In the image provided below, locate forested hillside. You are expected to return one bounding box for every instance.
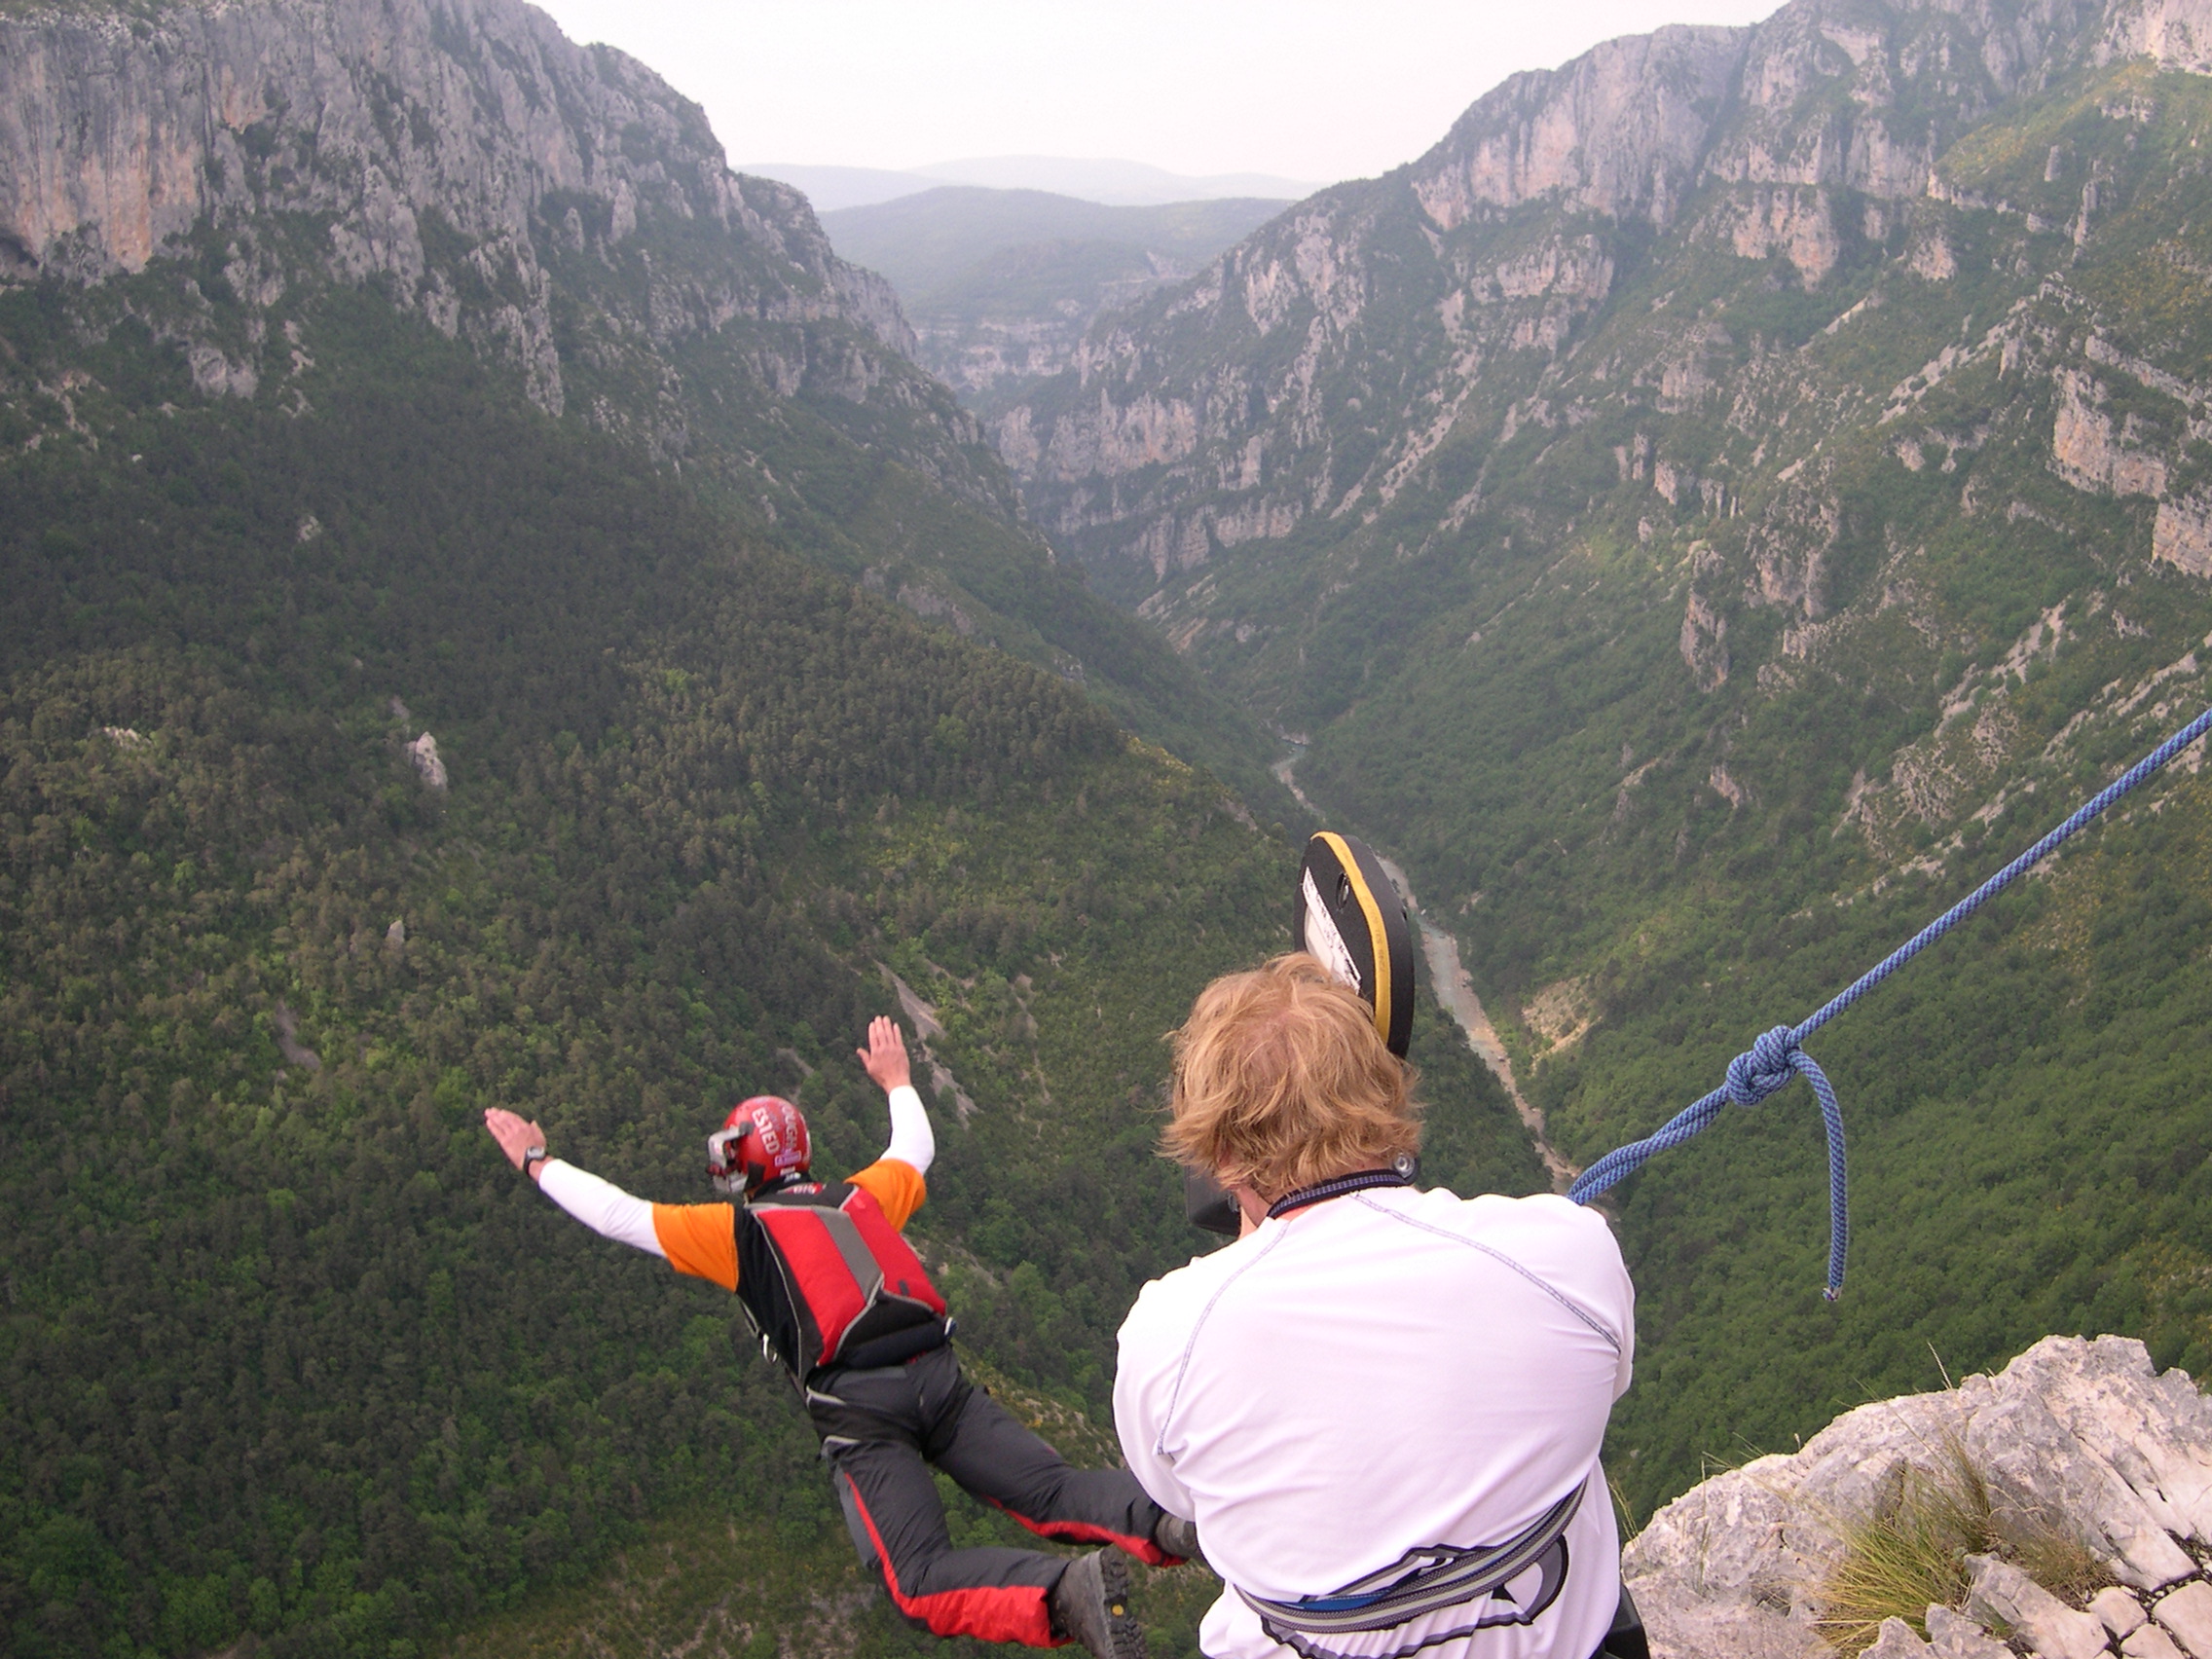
[992,0,2212,1522]
[0,20,1540,1659]
[0,279,1540,1659]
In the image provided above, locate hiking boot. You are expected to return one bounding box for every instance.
[1152,1513,1203,1568]
[1050,1548,1145,1659]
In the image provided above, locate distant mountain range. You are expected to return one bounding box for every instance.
[740,155,1326,211]
[820,187,1290,402]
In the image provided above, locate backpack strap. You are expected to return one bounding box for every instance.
[813,1202,888,1302]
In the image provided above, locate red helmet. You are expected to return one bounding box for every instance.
[708,1095,811,1195]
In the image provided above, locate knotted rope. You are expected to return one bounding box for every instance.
[1568,699,2212,1300]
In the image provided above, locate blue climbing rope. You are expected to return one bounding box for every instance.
[1567,699,2212,1300]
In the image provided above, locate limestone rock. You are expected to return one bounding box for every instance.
[1679,590,1730,691]
[1867,1616,1936,1656]
[1971,1337,2209,1588]
[2128,1622,2190,1659]
[1744,472,1839,620]
[2051,370,2168,498]
[1627,1337,2212,1658]
[1926,1604,2014,1658]
[1411,28,1741,233]
[1965,1553,2109,1659]
[1720,186,1843,286]
[2097,1587,2151,1639]
[2103,0,2212,75]
[2155,1581,2212,1655]
[2154,493,2212,577]
[406,732,448,791]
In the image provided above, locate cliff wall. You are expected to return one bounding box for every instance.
[0,0,912,419]
[0,0,1297,828]
[994,0,2212,602]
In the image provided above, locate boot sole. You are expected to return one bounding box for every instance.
[1095,1551,1144,1659]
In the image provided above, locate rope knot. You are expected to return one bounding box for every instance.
[1725,1026,1801,1106]
[1567,698,2212,1304]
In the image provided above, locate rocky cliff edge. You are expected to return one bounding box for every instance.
[1631,1335,2212,1657]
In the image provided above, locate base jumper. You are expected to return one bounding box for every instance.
[484,1015,1190,1657]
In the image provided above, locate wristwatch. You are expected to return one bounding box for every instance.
[522,1145,549,1175]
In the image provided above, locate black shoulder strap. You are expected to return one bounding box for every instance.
[1268,1163,1415,1220]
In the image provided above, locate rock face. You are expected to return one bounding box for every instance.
[994,0,2212,621]
[405,732,447,791]
[0,0,1031,537]
[0,0,912,421]
[1624,1336,2212,1658]
[2052,369,2170,497]
[2156,494,2212,576]
[0,0,1278,792]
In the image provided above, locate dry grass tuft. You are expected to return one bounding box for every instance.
[1814,1448,1995,1655]
[2006,1513,2112,1610]
[1813,1439,2114,1656]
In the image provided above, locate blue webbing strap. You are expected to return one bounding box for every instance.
[1235,1480,1583,1634]
[1567,700,2212,1299]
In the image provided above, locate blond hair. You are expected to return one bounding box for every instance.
[1164,953,1421,1200]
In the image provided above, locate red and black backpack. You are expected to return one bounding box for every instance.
[732,1180,949,1382]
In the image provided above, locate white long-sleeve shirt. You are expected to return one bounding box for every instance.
[537,1083,934,1260]
[1115,1187,1634,1659]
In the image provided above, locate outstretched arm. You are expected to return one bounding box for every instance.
[857,1015,934,1173]
[483,1106,665,1257]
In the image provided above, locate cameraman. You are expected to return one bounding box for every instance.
[1113,955,1636,1659]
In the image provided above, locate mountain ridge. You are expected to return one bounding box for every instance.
[0,0,1296,814]
[0,0,909,407]
[820,188,1290,405]
[741,157,1325,213]
[993,0,2212,600]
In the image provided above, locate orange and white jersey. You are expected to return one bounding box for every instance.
[534,1083,933,1291]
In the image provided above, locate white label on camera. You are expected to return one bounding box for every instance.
[1301,868,1363,994]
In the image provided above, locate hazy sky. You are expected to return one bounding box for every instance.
[531,0,1784,187]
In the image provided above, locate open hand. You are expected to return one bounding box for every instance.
[858,1015,913,1093]
[484,1106,548,1174]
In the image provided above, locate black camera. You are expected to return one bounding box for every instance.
[1185,830,1416,1235]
